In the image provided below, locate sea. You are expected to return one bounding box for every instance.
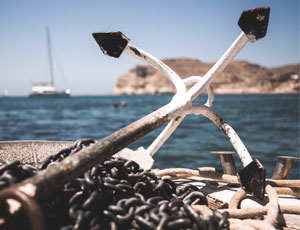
[0,94,299,179]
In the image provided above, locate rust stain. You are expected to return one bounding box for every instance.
[129,46,141,57]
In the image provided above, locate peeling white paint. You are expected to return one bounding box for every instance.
[7,199,22,214]
[125,44,187,97]
[18,183,36,197]
[121,31,253,167]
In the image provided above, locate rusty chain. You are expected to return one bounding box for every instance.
[0,139,229,230]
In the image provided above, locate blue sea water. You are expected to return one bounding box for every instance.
[0,94,299,179]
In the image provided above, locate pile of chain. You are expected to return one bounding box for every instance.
[0,139,229,230]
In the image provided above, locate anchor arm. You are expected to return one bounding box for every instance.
[190,104,266,199]
[92,31,187,98]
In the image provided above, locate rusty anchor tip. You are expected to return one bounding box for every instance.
[92,31,130,58]
[237,159,266,200]
[238,6,270,42]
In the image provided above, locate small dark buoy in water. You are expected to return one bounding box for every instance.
[121,101,127,107]
[113,101,119,108]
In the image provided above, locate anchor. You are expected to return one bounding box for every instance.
[0,7,270,230]
[93,7,270,199]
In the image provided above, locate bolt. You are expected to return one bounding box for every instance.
[272,156,300,180]
[210,151,237,175]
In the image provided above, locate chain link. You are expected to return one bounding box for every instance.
[0,139,229,230]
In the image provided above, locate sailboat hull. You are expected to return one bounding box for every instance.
[29,92,71,98]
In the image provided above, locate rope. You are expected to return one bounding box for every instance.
[155,168,200,179]
[229,218,276,230]
[273,187,300,196]
[225,184,278,230]
[220,204,300,219]
[155,168,300,229]
[228,188,246,209]
[267,179,300,188]
[155,168,300,194]
[226,185,282,223]
[265,185,279,225]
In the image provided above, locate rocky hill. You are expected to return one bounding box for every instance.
[113,58,299,95]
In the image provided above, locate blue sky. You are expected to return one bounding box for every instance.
[0,0,299,95]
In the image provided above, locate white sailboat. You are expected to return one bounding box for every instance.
[29,27,71,98]
[3,89,8,97]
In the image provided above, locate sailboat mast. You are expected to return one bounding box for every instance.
[46,26,54,86]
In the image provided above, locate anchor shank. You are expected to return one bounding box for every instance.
[186,32,249,102]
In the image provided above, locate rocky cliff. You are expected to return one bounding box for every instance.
[113,58,299,95]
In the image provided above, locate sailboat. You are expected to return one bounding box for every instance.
[3,89,9,97]
[29,27,71,98]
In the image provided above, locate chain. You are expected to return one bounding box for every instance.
[0,139,229,230]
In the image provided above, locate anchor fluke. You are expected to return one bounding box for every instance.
[238,6,270,42]
[237,159,266,200]
[92,31,130,58]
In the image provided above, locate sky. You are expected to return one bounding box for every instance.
[0,0,299,96]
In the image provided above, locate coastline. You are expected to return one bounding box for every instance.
[112,59,300,95]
